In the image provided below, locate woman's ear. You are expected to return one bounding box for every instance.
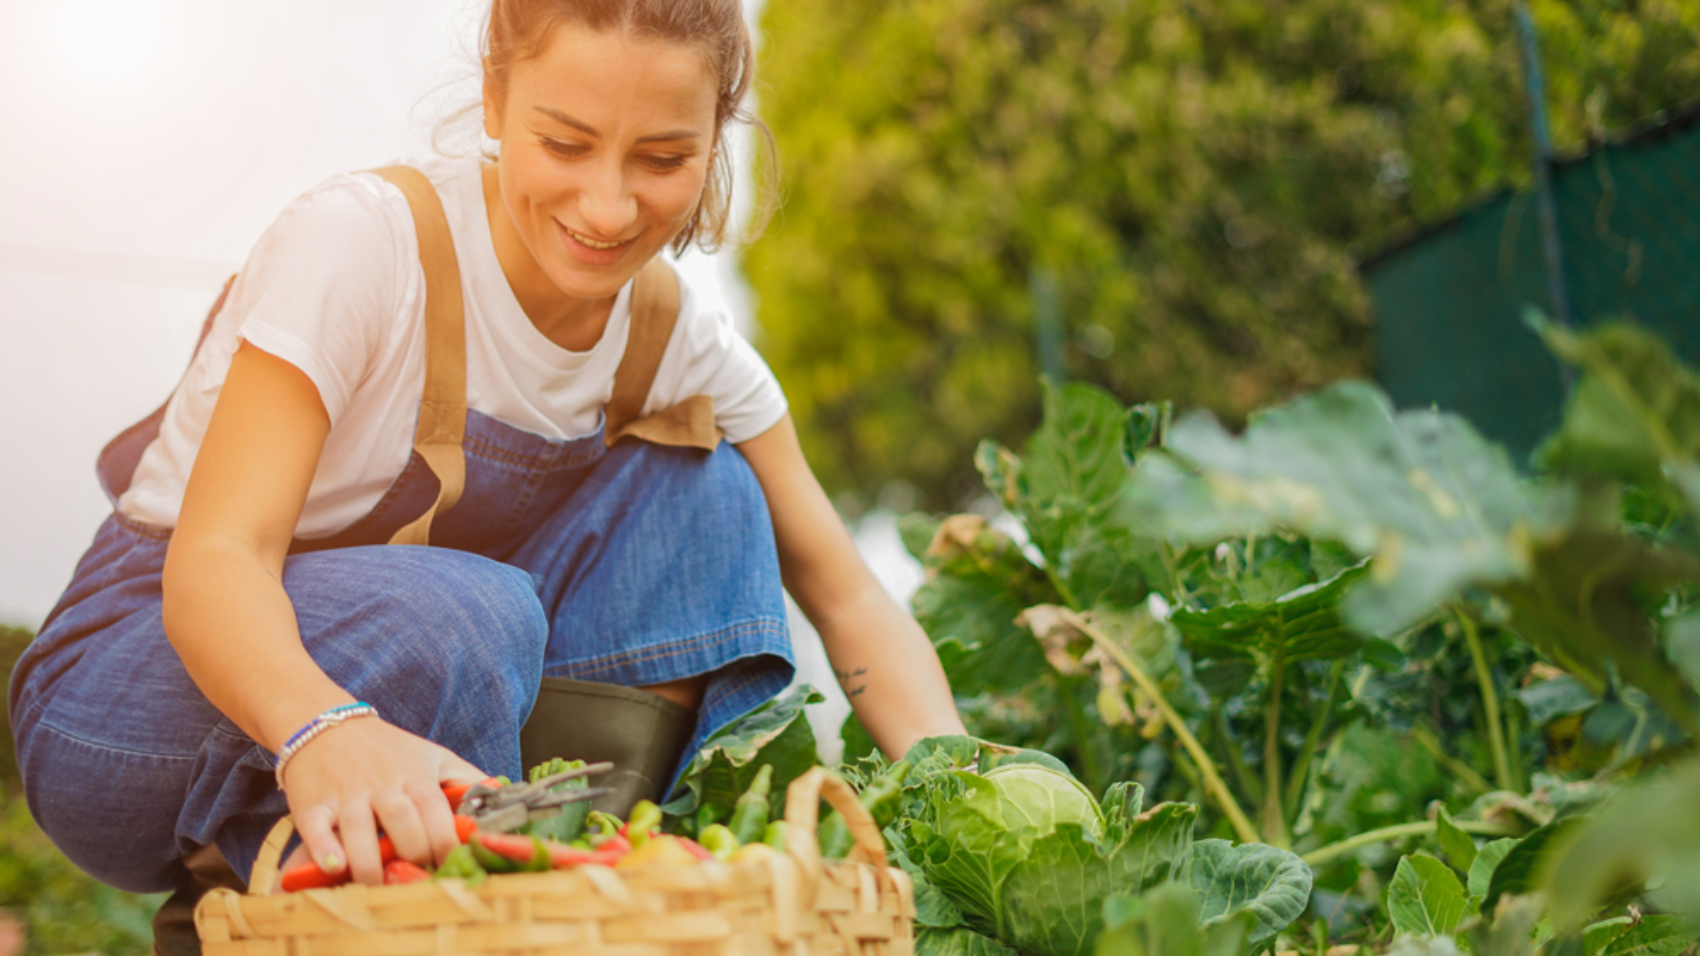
[481,60,504,142]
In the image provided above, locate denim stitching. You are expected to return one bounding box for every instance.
[35,716,201,763]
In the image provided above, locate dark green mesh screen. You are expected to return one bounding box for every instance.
[1363,104,1700,464]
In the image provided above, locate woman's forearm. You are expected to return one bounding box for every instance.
[808,584,965,760]
[162,538,352,753]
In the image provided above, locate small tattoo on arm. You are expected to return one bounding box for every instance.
[835,667,870,699]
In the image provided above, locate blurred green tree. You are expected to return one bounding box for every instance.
[746,0,1700,506]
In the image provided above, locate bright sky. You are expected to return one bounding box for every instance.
[0,0,773,627]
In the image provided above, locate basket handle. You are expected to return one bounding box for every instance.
[782,767,887,868]
[247,815,297,896]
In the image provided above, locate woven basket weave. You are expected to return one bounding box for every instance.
[194,767,914,956]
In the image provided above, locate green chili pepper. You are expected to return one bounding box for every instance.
[523,835,553,872]
[698,824,740,860]
[861,759,913,830]
[762,820,787,852]
[729,764,774,846]
[588,811,622,837]
[626,799,663,848]
[434,844,488,887]
[695,802,725,835]
[818,760,911,859]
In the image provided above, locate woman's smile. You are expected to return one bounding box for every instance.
[558,220,636,265]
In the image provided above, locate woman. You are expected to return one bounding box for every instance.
[7,0,964,908]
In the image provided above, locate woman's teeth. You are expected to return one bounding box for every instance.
[567,227,625,250]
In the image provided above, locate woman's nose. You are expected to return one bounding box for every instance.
[577,160,637,237]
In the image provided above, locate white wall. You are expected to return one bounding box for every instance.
[0,1,752,626]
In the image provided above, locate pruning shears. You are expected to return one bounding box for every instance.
[278,761,614,891]
[449,761,614,834]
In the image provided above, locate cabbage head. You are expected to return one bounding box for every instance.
[902,766,1196,956]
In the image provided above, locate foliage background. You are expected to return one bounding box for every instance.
[1,625,161,955]
[746,0,1700,508]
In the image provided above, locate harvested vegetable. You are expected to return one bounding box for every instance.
[616,834,699,869]
[729,764,774,845]
[698,824,739,860]
[384,860,431,885]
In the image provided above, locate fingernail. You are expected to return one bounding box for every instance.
[323,853,342,872]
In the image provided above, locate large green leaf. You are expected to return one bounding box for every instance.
[1123,381,1554,636]
[661,685,824,825]
[917,927,1023,956]
[1183,839,1312,946]
[1542,758,1700,925]
[1583,915,1699,956]
[1096,882,1257,956]
[910,515,1056,696]
[1435,805,1478,875]
[1388,853,1469,939]
[1532,316,1700,511]
[1495,527,1700,733]
[1169,564,1368,664]
[1484,818,1580,915]
[1468,838,1517,900]
[984,381,1157,610]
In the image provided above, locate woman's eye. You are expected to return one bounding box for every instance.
[540,138,587,158]
[643,154,691,171]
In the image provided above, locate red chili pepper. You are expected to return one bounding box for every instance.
[280,814,480,892]
[384,860,431,885]
[441,777,503,812]
[476,831,543,866]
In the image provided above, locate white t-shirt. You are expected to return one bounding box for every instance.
[119,157,788,539]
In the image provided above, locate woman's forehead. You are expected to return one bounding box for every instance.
[506,23,718,128]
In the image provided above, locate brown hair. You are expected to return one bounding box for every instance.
[474,0,776,253]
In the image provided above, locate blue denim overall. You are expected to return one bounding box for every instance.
[6,174,795,895]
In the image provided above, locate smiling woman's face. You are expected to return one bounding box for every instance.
[483,22,717,322]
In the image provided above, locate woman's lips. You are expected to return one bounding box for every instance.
[558,221,634,266]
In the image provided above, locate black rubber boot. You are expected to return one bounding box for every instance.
[151,843,244,956]
[519,676,695,818]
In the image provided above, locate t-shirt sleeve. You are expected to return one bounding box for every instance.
[226,174,411,423]
[647,278,789,444]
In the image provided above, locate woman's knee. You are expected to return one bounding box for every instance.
[284,548,547,704]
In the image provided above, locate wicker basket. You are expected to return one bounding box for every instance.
[194,767,915,955]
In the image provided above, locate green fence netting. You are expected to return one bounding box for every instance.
[1362,101,1700,463]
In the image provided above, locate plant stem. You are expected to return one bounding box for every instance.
[1214,706,1264,810]
[1410,723,1493,795]
[1070,610,1262,844]
[1285,658,1345,819]
[1059,677,1104,793]
[1301,819,1520,868]
[1263,650,1292,848]
[1457,607,1513,792]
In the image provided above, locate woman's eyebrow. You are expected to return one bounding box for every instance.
[532,106,700,145]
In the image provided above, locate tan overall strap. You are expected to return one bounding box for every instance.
[370,166,468,547]
[604,259,723,450]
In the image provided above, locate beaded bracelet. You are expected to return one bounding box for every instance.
[273,702,380,791]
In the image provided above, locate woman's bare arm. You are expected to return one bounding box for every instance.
[163,342,482,884]
[737,415,965,759]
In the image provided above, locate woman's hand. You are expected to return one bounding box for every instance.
[279,718,487,885]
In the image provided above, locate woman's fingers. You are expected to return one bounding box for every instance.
[410,781,464,866]
[336,799,386,885]
[291,802,347,880]
[371,788,432,870]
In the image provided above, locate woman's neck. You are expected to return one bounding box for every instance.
[481,162,614,352]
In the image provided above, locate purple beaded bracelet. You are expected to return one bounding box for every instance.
[273,702,380,791]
